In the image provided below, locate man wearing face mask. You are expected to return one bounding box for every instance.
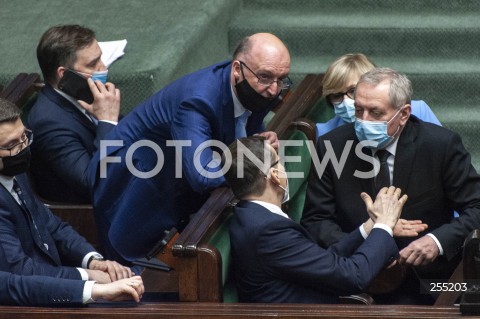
[89,33,289,263]
[27,24,120,204]
[0,98,133,287]
[223,136,411,303]
[302,67,480,304]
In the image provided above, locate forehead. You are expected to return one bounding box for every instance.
[355,80,391,109]
[0,119,24,145]
[247,46,290,76]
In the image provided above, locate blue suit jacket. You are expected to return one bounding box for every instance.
[90,61,270,261]
[28,85,115,203]
[0,271,84,306]
[0,173,96,279]
[316,100,441,138]
[229,201,398,303]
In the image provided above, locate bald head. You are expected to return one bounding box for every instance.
[231,33,291,99]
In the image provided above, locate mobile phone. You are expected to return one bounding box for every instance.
[58,69,94,104]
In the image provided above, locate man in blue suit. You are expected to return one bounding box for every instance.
[28,25,120,203]
[222,136,411,303]
[0,272,144,306]
[90,33,291,262]
[0,99,132,284]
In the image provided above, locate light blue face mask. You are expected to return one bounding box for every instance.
[355,108,403,149]
[91,69,109,84]
[333,97,356,123]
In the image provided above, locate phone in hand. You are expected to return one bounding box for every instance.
[58,69,94,104]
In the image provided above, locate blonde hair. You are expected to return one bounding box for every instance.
[322,53,375,97]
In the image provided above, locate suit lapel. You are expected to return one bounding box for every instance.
[392,120,417,194]
[43,85,96,133]
[221,64,236,145]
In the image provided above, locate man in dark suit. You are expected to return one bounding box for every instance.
[0,272,143,306]
[0,99,132,284]
[222,136,409,303]
[90,33,290,262]
[301,67,480,303]
[28,24,120,203]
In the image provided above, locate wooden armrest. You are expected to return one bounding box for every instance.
[172,187,236,257]
[0,73,42,107]
[339,293,375,305]
[267,73,324,138]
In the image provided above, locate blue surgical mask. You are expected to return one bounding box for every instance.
[91,69,108,84]
[355,108,403,149]
[334,97,356,123]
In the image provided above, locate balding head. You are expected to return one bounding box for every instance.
[231,33,291,100]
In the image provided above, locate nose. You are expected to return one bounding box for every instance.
[266,81,279,97]
[98,60,107,72]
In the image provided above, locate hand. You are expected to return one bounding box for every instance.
[257,131,279,149]
[85,269,112,284]
[89,259,133,281]
[399,235,440,266]
[393,219,428,237]
[91,276,144,302]
[78,78,120,122]
[360,186,408,229]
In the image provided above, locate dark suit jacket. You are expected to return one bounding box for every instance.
[302,116,480,272]
[27,85,115,203]
[0,173,96,279]
[230,201,398,303]
[90,61,270,261]
[0,271,84,306]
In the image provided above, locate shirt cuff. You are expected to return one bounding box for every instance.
[82,252,104,269]
[359,224,368,239]
[99,120,118,125]
[77,267,89,281]
[82,281,96,304]
[373,223,393,237]
[427,233,444,255]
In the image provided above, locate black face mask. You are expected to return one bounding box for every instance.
[235,78,284,114]
[0,146,31,177]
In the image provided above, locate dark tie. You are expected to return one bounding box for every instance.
[375,150,391,194]
[13,179,48,251]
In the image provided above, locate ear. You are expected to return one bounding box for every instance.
[232,60,242,82]
[399,104,411,126]
[56,66,67,81]
[269,168,281,185]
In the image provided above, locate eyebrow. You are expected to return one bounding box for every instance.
[86,55,101,68]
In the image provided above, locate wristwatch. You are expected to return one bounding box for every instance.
[87,254,105,268]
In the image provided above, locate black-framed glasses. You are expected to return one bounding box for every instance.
[328,87,355,104]
[0,129,33,157]
[239,61,292,90]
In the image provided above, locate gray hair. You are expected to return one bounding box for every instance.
[0,98,21,123]
[358,67,412,110]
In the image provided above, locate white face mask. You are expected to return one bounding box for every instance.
[333,97,356,123]
[271,168,290,204]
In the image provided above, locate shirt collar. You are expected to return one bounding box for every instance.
[0,174,14,193]
[373,134,399,157]
[230,83,248,118]
[250,200,290,219]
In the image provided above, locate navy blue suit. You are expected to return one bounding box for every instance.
[0,173,96,279]
[90,61,270,261]
[28,85,115,203]
[0,271,84,306]
[229,201,398,303]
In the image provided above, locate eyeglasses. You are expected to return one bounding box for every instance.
[239,61,292,90]
[0,129,33,157]
[328,87,355,104]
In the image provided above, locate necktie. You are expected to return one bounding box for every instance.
[13,179,48,251]
[375,150,391,194]
[235,111,250,139]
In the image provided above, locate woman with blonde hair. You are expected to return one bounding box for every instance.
[316,53,440,137]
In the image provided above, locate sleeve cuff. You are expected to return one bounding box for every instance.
[373,223,393,237]
[359,224,368,239]
[427,233,444,255]
[77,267,89,281]
[82,252,104,269]
[82,281,96,304]
[99,120,118,125]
